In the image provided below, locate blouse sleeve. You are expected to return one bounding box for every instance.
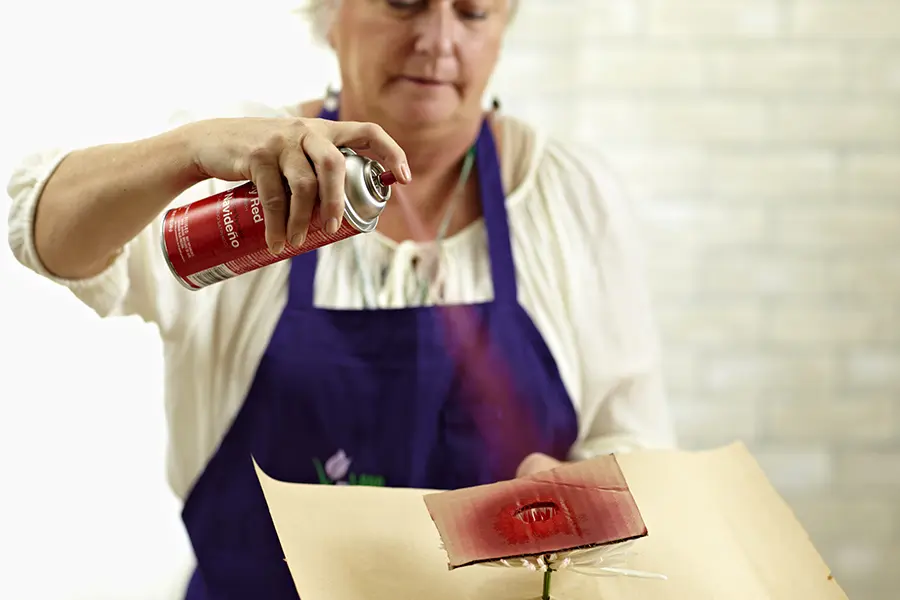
[5,122,220,340]
[6,101,303,338]
[534,137,678,459]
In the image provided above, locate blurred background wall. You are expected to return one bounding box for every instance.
[1,1,897,599]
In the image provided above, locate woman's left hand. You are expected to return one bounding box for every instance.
[516,452,562,478]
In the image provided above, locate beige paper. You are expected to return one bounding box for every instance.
[254,443,849,600]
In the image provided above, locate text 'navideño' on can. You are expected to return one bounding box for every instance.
[160,148,394,290]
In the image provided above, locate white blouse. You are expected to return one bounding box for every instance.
[6,101,677,501]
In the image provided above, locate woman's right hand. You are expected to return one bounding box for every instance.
[186,116,412,254]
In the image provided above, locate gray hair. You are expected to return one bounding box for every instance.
[302,0,520,45]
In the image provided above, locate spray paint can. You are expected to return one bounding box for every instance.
[161,148,394,290]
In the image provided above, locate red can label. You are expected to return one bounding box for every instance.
[162,182,361,290]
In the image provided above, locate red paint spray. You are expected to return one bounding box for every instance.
[392,187,546,479]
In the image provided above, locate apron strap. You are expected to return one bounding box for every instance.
[287,102,517,308]
[473,118,517,304]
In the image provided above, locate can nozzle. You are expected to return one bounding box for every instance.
[379,171,397,186]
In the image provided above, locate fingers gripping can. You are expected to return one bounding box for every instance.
[161,148,392,290]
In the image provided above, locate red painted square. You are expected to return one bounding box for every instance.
[423,455,648,569]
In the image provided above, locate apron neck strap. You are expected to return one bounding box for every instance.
[473,116,517,304]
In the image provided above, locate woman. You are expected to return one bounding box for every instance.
[7,0,675,598]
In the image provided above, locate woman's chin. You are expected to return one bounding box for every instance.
[382,91,461,128]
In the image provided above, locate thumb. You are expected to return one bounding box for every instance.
[516,453,561,478]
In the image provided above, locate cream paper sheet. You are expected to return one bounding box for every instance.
[253,443,849,600]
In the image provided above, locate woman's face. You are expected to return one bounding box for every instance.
[329,0,511,129]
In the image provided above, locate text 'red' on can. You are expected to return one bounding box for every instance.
[161,148,393,290]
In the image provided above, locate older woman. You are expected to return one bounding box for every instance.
[7,0,675,598]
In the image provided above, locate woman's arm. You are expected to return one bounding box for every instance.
[20,112,411,282]
[32,126,204,280]
[8,106,410,333]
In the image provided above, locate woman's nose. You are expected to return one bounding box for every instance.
[413,3,456,57]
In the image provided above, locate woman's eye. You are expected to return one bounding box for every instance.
[455,1,490,20]
[458,9,488,20]
[385,0,489,20]
[386,0,423,10]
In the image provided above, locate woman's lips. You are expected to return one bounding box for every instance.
[399,76,449,87]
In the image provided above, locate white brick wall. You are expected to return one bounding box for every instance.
[494,2,900,598]
[0,1,896,597]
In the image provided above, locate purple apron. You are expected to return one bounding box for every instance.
[181,106,579,599]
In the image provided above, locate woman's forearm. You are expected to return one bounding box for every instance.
[33,123,206,279]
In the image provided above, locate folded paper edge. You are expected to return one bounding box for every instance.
[443,531,650,570]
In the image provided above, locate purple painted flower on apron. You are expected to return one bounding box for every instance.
[325,449,352,482]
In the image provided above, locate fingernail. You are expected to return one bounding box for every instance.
[325,218,340,235]
[400,162,412,183]
[290,233,305,248]
[270,242,285,255]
